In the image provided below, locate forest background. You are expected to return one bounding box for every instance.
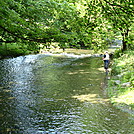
[0,0,134,57]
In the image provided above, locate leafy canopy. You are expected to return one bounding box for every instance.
[0,0,133,51]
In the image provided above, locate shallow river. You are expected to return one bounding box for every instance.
[0,54,133,134]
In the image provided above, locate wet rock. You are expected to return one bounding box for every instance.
[122,82,131,87]
[116,74,123,78]
[114,80,121,85]
[107,77,111,80]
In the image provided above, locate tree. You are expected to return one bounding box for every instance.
[0,0,79,47]
[0,0,133,54]
[99,0,134,51]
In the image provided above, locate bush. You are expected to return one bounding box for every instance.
[107,50,134,111]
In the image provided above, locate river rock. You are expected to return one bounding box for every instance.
[122,82,131,87]
[116,74,123,78]
[107,77,111,80]
[114,80,121,85]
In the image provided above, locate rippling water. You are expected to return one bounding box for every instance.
[0,54,133,134]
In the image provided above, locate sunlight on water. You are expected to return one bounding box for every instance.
[72,94,109,103]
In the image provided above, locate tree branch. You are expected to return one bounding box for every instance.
[103,0,134,14]
[100,0,132,27]
[0,39,16,43]
[0,25,47,43]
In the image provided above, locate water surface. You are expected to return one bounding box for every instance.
[0,54,133,133]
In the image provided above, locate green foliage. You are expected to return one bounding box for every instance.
[112,50,134,74]
[107,50,134,110]
[0,43,33,58]
[0,0,134,57]
[99,0,134,51]
[110,51,134,95]
[112,49,123,58]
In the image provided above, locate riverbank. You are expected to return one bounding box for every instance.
[107,50,134,116]
[39,45,117,55]
[0,43,39,59]
[0,42,118,59]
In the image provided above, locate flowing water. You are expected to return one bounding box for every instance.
[0,54,133,134]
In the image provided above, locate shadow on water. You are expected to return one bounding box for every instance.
[0,54,134,134]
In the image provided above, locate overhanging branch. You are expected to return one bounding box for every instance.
[0,25,47,43]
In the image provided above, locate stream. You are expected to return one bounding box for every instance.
[0,54,133,134]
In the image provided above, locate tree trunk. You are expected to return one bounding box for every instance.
[122,36,127,51]
[121,29,129,51]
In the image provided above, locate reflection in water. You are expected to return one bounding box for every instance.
[0,54,133,134]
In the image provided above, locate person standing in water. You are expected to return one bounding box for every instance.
[103,51,110,74]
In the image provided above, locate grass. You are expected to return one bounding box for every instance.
[107,50,134,113]
[111,90,134,106]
